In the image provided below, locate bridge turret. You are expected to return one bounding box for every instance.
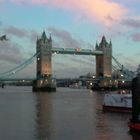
[33,31,56,92]
[49,33,52,42]
[96,36,112,78]
[36,31,52,77]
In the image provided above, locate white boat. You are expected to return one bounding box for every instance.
[103,91,132,113]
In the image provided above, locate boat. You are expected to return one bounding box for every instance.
[103,90,132,113]
[128,122,140,132]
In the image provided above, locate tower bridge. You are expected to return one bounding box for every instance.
[0,32,117,91]
[32,31,112,91]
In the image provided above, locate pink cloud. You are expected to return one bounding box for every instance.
[63,0,127,26]
[11,0,127,26]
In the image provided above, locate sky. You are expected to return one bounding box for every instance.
[0,0,140,78]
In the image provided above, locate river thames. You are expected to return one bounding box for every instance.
[0,86,139,140]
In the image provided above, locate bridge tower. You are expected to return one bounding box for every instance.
[32,31,56,92]
[95,36,112,78]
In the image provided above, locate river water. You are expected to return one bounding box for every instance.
[0,86,139,140]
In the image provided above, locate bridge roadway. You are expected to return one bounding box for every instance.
[52,48,103,55]
[0,78,35,82]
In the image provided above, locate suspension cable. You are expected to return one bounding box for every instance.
[0,52,39,79]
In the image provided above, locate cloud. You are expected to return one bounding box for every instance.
[113,53,138,71]
[111,0,140,3]
[0,0,4,3]
[130,33,140,42]
[124,57,138,70]
[11,0,127,26]
[3,26,38,42]
[0,41,23,64]
[48,27,83,48]
[29,30,39,42]
[136,52,140,56]
[121,17,140,29]
[11,0,49,5]
[4,26,28,38]
[67,55,94,66]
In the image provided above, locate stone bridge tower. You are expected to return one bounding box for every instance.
[96,36,112,78]
[32,31,56,91]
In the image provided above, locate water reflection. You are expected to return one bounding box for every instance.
[32,88,140,140]
[128,131,140,140]
[35,92,53,140]
[132,133,140,140]
[1,87,140,140]
[95,110,113,140]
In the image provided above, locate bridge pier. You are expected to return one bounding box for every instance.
[32,31,56,92]
[32,77,56,92]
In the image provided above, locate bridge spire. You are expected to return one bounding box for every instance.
[99,35,107,47]
[49,33,52,42]
[41,30,47,40]
[95,41,98,49]
[109,39,112,47]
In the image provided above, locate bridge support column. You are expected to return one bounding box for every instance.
[94,36,112,89]
[32,76,56,92]
[32,31,56,92]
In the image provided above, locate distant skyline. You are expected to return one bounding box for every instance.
[0,0,140,78]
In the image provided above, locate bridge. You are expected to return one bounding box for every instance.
[52,48,103,55]
[0,32,132,91]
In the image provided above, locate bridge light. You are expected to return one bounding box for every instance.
[92,75,95,78]
[90,82,93,86]
[37,57,40,61]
